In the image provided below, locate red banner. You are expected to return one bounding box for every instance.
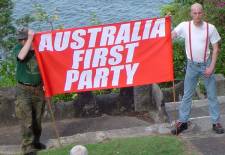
[33,17,174,97]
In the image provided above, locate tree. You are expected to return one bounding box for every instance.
[0,0,16,87]
[0,0,16,53]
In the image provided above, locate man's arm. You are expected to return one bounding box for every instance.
[17,29,35,60]
[171,31,177,40]
[204,42,220,77]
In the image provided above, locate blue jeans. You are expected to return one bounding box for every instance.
[179,59,220,124]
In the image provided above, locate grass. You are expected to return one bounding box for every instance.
[38,135,197,155]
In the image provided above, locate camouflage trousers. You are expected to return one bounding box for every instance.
[15,83,45,154]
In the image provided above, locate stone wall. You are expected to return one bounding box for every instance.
[0,87,78,126]
[161,74,225,102]
[0,87,17,126]
[133,84,168,123]
[1,74,224,126]
[215,74,225,96]
[133,85,153,112]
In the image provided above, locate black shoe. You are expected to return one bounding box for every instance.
[213,123,224,134]
[171,121,188,135]
[24,152,37,155]
[33,142,46,150]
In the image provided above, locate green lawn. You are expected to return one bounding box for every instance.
[38,135,197,155]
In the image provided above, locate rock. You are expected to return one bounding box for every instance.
[0,87,17,126]
[119,87,134,111]
[70,145,88,155]
[133,84,168,123]
[0,87,81,126]
[161,80,184,102]
[151,84,169,123]
[73,92,99,117]
[96,93,119,114]
[54,101,77,119]
[133,85,153,112]
[215,74,225,96]
[95,131,107,142]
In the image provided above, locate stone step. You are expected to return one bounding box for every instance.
[179,115,225,155]
[0,123,172,155]
[165,96,225,122]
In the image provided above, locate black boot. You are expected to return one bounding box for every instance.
[171,121,188,135]
[24,151,37,155]
[213,123,224,134]
[33,136,46,150]
[33,142,46,150]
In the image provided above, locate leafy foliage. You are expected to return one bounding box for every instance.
[0,58,16,87]
[172,40,186,79]
[0,0,63,88]
[0,0,16,51]
[51,93,77,103]
[15,14,35,28]
[32,3,61,30]
[203,0,225,75]
[16,4,62,31]
[90,12,101,25]
[0,0,16,87]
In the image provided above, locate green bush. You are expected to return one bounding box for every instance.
[204,0,225,75]
[52,93,78,103]
[172,40,186,79]
[0,0,17,87]
[0,58,16,87]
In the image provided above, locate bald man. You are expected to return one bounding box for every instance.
[171,3,224,135]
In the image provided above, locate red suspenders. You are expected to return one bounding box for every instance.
[188,21,209,63]
[204,22,209,62]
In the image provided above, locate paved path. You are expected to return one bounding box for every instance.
[0,115,151,145]
[166,96,225,155]
[0,115,156,155]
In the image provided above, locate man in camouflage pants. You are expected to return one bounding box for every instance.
[14,28,46,155]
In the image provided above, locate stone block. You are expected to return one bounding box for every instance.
[215,74,225,96]
[133,85,153,112]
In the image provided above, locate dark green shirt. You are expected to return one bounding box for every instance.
[13,44,41,85]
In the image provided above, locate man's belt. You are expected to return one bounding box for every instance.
[18,81,40,87]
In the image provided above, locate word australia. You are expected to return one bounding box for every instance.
[37,18,167,92]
